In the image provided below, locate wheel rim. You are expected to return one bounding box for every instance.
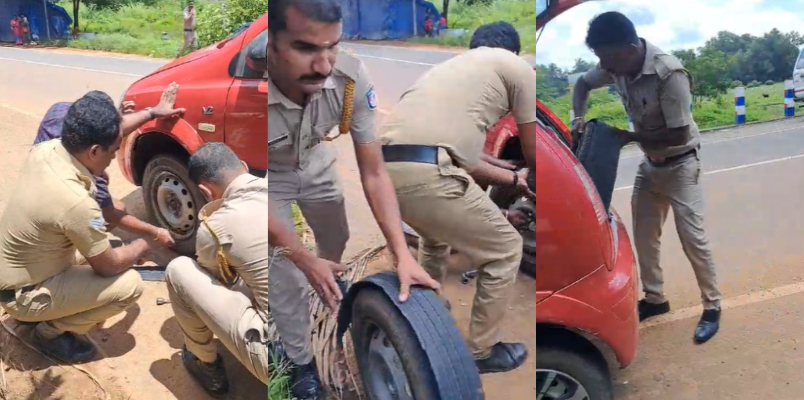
[536,370,590,400]
[365,322,413,400]
[152,171,197,240]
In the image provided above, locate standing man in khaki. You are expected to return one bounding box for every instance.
[572,12,721,343]
[380,21,537,374]
[0,95,151,363]
[177,0,197,57]
[266,2,437,302]
[165,143,347,400]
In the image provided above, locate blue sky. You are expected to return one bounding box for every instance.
[536,0,804,68]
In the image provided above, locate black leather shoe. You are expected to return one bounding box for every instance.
[30,330,96,363]
[290,360,324,400]
[638,299,670,322]
[181,346,229,397]
[694,308,721,344]
[475,342,528,374]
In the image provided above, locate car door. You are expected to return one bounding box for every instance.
[224,26,269,177]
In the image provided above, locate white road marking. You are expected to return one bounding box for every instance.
[353,53,436,66]
[619,125,804,160]
[641,281,804,328]
[0,56,144,77]
[613,153,804,191]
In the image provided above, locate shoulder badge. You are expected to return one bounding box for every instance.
[366,85,378,111]
[90,216,106,231]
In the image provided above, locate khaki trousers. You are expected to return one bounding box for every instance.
[385,150,522,358]
[0,266,143,334]
[632,154,721,309]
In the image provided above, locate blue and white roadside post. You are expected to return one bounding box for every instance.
[734,86,746,125]
[785,79,795,118]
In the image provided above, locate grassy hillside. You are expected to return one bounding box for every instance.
[544,82,791,131]
[415,0,537,54]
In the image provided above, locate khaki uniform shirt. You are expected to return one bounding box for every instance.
[267,51,377,173]
[379,46,537,169]
[196,173,272,326]
[0,139,110,290]
[583,40,698,159]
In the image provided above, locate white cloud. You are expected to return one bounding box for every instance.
[536,0,804,68]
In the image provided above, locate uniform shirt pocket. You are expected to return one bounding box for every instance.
[267,129,292,151]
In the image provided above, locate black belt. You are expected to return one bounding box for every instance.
[0,285,34,303]
[382,144,439,164]
[647,148,696,167]
[184,29,195,32]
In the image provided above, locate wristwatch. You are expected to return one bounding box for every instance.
[145,107,155,120]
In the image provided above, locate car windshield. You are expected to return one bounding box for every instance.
[796,48,804,70]
[537,0,549,19]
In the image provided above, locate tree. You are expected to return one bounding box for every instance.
[685,48,731,101]
[568,58,594,74]
[443,0,450,20]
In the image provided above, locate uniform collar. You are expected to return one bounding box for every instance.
[637,39,660,78]
[222,173,261,199]
[198,173,262,220]
[52,139,96,190]
[266,71,335,109]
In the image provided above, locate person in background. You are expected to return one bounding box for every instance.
[34,86,184,249]
[571,11,722,344]
[177,1,198,57]
[11,17,22,46]
[20,15,30,45]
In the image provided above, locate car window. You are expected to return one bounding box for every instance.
[232,28,268,79]
[796,48,804,70]
[537,0,550,18]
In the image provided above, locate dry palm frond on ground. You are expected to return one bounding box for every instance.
[308,244,387,400]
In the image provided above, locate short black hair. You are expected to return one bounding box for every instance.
[268,0,342,35]
[188,142,244,185]
[469,21,521,54]
[61,96,122,154]
[585,11,640,50]
[84,90,114,105]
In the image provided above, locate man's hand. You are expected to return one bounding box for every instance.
[396,254,440,302]
[480,154,519,170]
[120,101,136,114]
[300,257,348,311]
[570,118,587,142]
[515,168,535,199]
[154,228,176,248]
[504,209,529,227]
[150,82,185,119]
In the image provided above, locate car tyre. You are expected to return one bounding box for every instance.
[536,346,613,400]
[350,285,483,400]
[142,154,205,256]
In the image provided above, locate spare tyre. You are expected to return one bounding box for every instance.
[344,272,484,400]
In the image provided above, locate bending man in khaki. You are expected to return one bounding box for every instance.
[165,142,346,400]
[379,21,537,374]
[0,95,151,363]
[571,12,721,343]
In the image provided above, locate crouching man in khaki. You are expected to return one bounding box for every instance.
[165,143,347,400]
[0,95,150,363]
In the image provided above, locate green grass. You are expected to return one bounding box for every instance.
[543,82,791,131]
[52,0,200,58]
[410,0,537,54]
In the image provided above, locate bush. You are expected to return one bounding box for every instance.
[765,80,775,85]
[748,80,761,88]
[196,0,267,47]
[731,80,744,88]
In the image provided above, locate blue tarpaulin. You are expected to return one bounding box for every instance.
[341,0,441,40]
[0,0,72,42]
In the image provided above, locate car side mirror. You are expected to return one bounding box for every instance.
[245,31,268,72]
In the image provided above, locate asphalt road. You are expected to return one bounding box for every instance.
[2,43,804,398]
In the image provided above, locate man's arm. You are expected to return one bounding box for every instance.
[62,199,149,277]
[353,142,410,257]
[120,82,184,137]
[102,207,159,238]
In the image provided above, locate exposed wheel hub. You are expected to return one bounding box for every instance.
[536,370,590,400]
[366,323,413,400]
[154,173,196,239]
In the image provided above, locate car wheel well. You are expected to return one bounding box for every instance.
[132,133,189,185]
[498,136,523,161]
[536,324,612,371]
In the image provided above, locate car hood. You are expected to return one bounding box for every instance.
[537,0,599,30]
[150,42,220,75]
